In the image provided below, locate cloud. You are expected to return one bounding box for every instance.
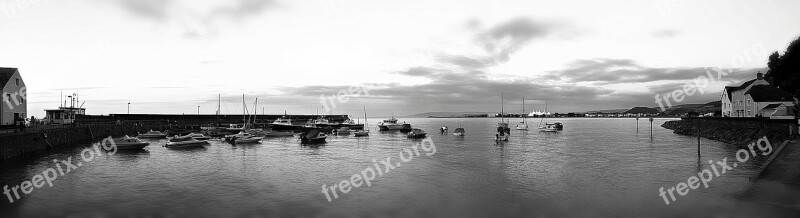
[433,18,576,70]
[110,0,278,38]
[548,58,766,84]
[652,29,681,38]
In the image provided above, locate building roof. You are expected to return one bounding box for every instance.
[746,85,795,102]
[762,103,784,109]
[723,79,758,101]
[0,67,18,87]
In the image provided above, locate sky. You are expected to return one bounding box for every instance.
[1,0,799,118]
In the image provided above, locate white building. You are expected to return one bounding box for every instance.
[1,68,26,126]
[721,73,795,118]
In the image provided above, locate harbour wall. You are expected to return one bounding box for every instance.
[661,117,798,146]
[0,124,163,161]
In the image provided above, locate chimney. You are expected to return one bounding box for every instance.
[757,71,763,80]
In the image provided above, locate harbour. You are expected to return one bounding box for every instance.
[3,118,797,217]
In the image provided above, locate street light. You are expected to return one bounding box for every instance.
[198,106,200,115]
[127,102,130,114]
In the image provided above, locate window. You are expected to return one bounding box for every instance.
[15,78,19,86]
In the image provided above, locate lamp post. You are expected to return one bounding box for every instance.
[127,102,130,114]
[198,106,200,115]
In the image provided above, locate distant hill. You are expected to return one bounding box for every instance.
[404,112,489,118]
[585,109,630,114]
[624,107,660,114]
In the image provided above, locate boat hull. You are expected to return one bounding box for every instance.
[270,124,303,132]
[137,134,166,139]
[165,141,208,149]
[115,142,150,150]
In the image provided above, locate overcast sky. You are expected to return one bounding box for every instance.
[2,0,799,117]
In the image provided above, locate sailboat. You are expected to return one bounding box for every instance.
[354,106,370,137]
[516,97,529,130]
[538,100,563,132]
[496,93,510,141]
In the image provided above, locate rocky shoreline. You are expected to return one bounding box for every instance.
[661,118,794,147]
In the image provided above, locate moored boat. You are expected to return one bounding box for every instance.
[496,93,510,141]
[300,130,327,144]
[407,128,427,138]
[270,117,303,131]
[453,126,465,136]
[115,135,150,150]
[185,133,212,140]
[378,117,408,131]
[516,97,529,130]
[334,127,352,135]
[353,106,370,137]
[138,130,167,139]
[165,136,209,148]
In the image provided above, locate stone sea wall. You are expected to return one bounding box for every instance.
[661,117,797,146]
[0,124,163,161]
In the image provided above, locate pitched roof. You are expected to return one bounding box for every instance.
[746,85,795,102]
[762,103,784,109]
[0,68,18,87]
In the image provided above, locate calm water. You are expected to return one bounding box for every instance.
[1,118,796,217]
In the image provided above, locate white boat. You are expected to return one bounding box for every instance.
[233,136,263,144]
[516,97,529,130]
[115,135,150,150]
[225,124,245,132]
[538,100,563,132]
[138,130,167,139]
[165,136,209,148]
[378,116,407,131]
[185,133,211,140]
[354,106,370,137]
[439,126,448,134]
[225,132,252,140]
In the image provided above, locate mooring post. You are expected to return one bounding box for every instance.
[636,117,639,133]
[649,117,653,139]
[697,125,701,158]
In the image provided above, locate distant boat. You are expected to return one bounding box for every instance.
[453,126,465,136]
[496,93,510,141]
[337,118,365,130]
[165,136,209,148]
[271,117,302,131]
[138,130,167,139]
[516,97,529,130]
[439,126,448,134]
[115,135,150,150]
[407,128,427,138]
[538,100,563,132]
[334,127,352,135]
[354,106,370,137]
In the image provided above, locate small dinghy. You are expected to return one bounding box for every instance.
[115,135,150,150]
